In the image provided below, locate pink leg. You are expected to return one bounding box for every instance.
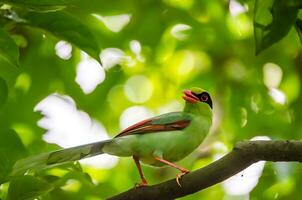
[133,156,148,187]
[154,156,189,187]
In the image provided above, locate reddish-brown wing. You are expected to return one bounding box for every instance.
[115,112,191,138]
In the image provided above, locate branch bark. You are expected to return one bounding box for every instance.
[108,140,302,200]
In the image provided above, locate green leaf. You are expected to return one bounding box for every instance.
[254,0,299,54]
[0,77,8,109]
[0,58,20,87]
[295,19,302,43]
[7,175,53,200]
[288,0,302,7]
[24,11,101,64]
[0,129,26,183]
[0,28,20,67]
[0,0,79,12]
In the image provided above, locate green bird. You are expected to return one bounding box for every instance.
[12,87,213,186]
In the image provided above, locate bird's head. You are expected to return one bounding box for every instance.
[182,87,212,109]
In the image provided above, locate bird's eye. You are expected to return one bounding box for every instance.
[200,94,208,102]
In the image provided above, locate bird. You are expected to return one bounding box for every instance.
[12,87,213,187]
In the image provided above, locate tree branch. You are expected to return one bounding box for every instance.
[108,140,302,200]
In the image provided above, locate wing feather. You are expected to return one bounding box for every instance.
[115,112,191,138]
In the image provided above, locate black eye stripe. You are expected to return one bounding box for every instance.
[192,92,212,109]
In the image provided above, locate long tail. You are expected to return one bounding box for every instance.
[11,139,112,177]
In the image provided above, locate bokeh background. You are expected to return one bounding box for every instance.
[0,0,302,199]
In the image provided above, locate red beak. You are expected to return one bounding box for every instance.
[182,90,199,103]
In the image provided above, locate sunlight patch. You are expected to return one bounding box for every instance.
[229,0,247,17]
[99,48,132,69]
[76,54,105,94]
[92,14,131,32]
[55,40,72,60]
[157,100,183,114]
[240,107,248,127]
[119,106,154,130]
[269,88,286,105]
[129,40,141,55]
[263,62,283,88]
[34,94,118,169]
[171,24,192,40]
[222,136,270,196]
[61,179,81,192]
[124,75,153,103]
[129,40,145,62]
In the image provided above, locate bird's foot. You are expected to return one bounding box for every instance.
[176,169,190,187]
[135,180,148,188]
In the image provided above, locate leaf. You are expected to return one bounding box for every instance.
[254,0,299,54]
[295,19,302,43]
[7,175,53,200]
[288,0,302,7]
[0,28,20,67]
[0,0,79,12]
[0,77,8,109]
[24,11,101,64]
[0,58,20,87]
[0,129,27,183]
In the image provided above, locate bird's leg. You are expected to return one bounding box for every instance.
[133,156,148,187]
[154,156,189,187]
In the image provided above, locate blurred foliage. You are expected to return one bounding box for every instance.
[0,28,19,67]
[254,0,300,54]
[0,0,302,199]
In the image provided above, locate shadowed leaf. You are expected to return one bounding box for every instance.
[0,77,8,109]
[254,0,299,54]
[7,175,53,200]
[0,0,79,12]
[0,129,26,183]
[295,19,302,43]
[24,11,101,63]
[0,28,19,67]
